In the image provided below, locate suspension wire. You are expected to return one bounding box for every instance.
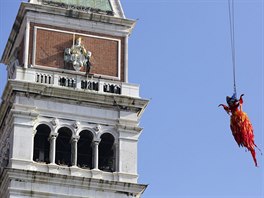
[228,0,237,98]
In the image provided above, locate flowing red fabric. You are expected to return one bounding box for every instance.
[230,109,257,166]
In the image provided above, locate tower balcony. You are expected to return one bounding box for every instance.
[13,67,140,98]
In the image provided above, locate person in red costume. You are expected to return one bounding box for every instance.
[219,94,260,167]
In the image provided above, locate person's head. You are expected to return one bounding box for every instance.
[76,37,82,45]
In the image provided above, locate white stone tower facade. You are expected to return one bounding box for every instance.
[0,0,148,197]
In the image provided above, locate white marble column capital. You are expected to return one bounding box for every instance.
[93,141,100,146]
[49,132,58,141]
[71,135,80,143]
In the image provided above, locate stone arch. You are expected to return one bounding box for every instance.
[33,124,51,163]
[76,127,96,139]
[99,133,115,172]
[77,130,94,169]
[54,124,75,135]
[97,130,118,143]
[55,127,73,166]
[33,121,53,133]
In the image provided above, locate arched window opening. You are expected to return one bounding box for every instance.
[33,124,50,163]
[99,133,115,172]
[56,127,72,166]
[77,130,93,169]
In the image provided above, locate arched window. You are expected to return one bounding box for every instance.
[99,133,115,172]
[77,130,93,169]
[56,127,72,166]
[33,124,50,163]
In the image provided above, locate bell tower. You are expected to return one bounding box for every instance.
[0,0,148,197]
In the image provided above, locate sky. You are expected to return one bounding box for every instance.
[0,0,263,198]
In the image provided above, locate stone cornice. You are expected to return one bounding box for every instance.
[117,124,143,134]
[0,168,147,196]
[0,80,149,129]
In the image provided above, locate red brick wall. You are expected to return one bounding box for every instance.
[35,29,72,69]
[29,23,125,81]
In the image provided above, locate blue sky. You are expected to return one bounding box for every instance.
[0,1,263,198]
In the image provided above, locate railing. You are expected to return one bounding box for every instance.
[36,73,53,84]
[103,83,121,94]
[81,80,99,91]
[58,76,76,88]
[17,68,140,97]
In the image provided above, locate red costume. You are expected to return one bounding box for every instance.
[219,94,258,166]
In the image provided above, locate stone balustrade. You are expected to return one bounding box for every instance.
[15,67,140,97]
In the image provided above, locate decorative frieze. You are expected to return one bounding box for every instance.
[41,0,114,16]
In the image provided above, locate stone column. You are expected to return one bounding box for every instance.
[32,130,37,161]
[49,133,58,164]
[124,35,129,82]
[23,20,30,68]
[71,136,79,167]
[93,141,100,170]
[114,142,119,172]
[98,80,104,93]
